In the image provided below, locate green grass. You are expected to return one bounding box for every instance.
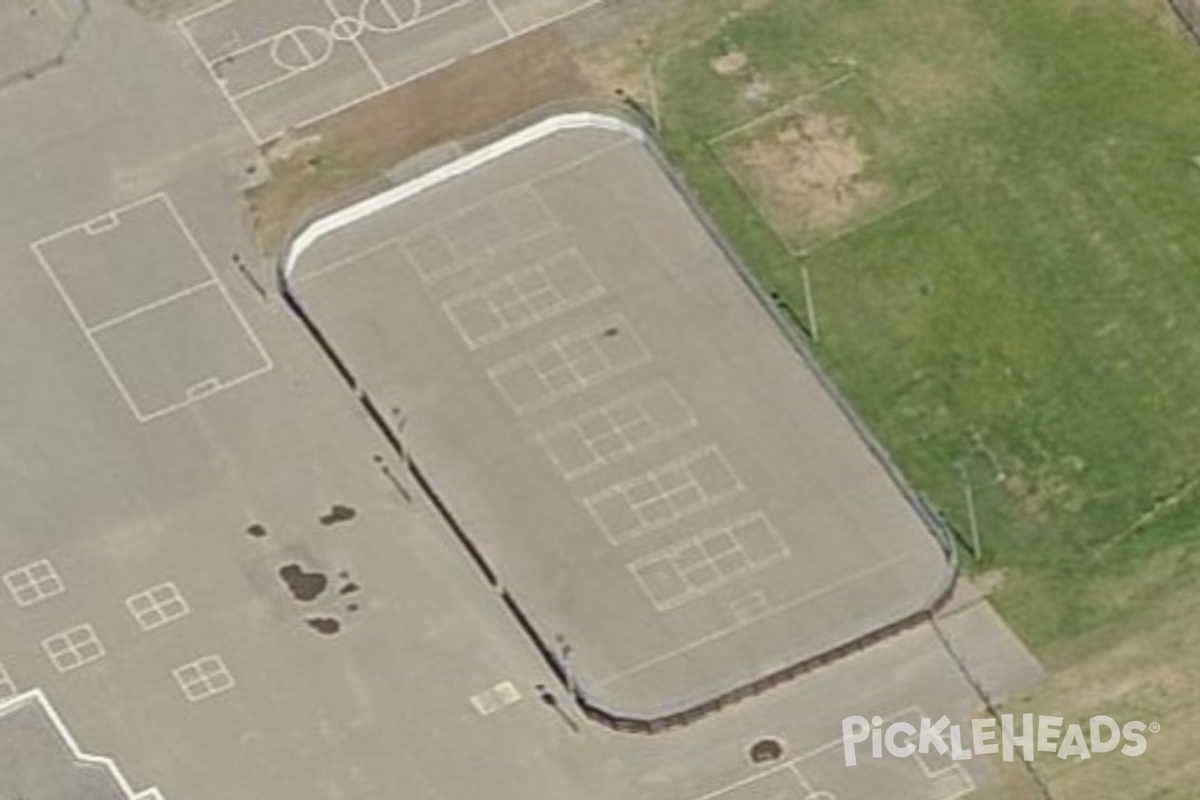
[645,0,1200,661]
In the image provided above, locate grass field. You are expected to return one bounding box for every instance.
[580,0,1200,796]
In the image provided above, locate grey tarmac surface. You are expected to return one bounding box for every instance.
[0,3,1043,800]
[179,0,603,143]
[285,118,957,720]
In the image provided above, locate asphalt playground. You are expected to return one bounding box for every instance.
[179,0,603,143]
[0,2,1044,800]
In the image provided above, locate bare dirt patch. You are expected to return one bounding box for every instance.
[724,111,884,243]
[246,27,590,257]
[711,50,749,75]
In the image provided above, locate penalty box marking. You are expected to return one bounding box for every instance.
[31,193,273,423]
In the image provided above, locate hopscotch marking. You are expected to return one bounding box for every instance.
[3,558,65,608]
[41,624,105,673]
[173,654,236,702]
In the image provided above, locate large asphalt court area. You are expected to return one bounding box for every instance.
[286,116,956,719]
[0,3,1042,800]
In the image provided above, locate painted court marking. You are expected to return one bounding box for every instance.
[537,381,697,480]
[0,690,164,800]
[629,512,789,612]
[468,680,522,715]
[442,247,604,349]
[728,590,772,625]
[41,624,105,673]
[3,558,65,608]
[294,184,557,287]
[179,0,604,144]
[688,705,976,800]
[126,582,191,632]
[173,654,235,702]
[488,314,651,416]
[31,193,273,423]
[0,663,16,701]
[584,445,744,546]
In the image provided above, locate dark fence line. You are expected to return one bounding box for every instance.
[1169,0,1200,48]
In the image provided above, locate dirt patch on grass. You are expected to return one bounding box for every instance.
[711,50,750,75]
[246,26,590,257]
[724,111,884,243]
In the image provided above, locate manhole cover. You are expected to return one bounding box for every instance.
[748,737,785,764]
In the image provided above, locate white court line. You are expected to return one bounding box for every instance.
[282,116,638,284]
[537,383,696,480]
[31,242,146,421]
[484,0,515,36]
[32,192,274,423]
[442,248,603,349]
[0,690,164,800]
[161,193,275,374]
[187,0,598,144]
[294,183,558,286]
[228,58,318,101]
[85,280,216,335]
[178,0,236,26]
[177,16,261,143]
[83,213,118,235]
[630,512,788,612]
[585,445,743,545]
[0,663,17,700]
[288,29,317,66]
[324,0,388,90]
[593,550,927,690]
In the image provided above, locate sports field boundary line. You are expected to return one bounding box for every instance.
[0,689,164,800]
[275,108,960,734]
[705,69,858,147]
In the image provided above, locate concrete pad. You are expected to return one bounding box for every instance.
[284,114,959,721]
[937,602,1047,705]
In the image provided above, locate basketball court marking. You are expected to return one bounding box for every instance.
[488,314,651,416]
[0,663,16,701]
[0,690,164,800]
[31,193,274,423]
[629,512,788,612]
[3,558,65,608]
[126,581,191,632]
[442,248,604,349]
[688,705,976,800]
[536,382,697,480]
[179,0,604,144]
[468,679,522,715]
[173,654,235,702]
[41,624,105,673]
[584,445,744,546]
